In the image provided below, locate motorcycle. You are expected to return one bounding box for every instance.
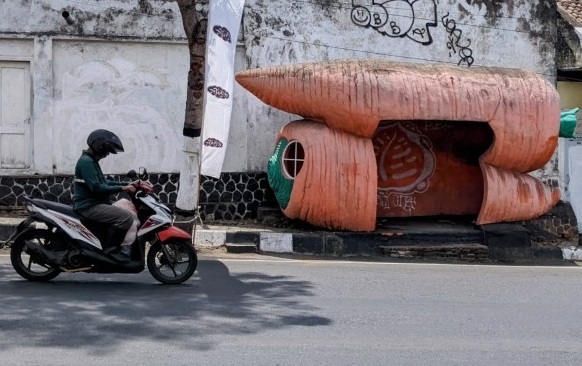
[2,168,197,285]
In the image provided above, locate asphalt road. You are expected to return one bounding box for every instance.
[1,252,582,366]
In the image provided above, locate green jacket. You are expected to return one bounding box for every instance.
[73,151,125,211]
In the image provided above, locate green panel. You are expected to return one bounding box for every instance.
[267,138,293,209]
[560,108,579,138]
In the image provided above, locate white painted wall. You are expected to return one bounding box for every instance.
[0,36,189,175]
[1,0,191,175]
[222,45,250,172]
[557,83,582,225]
[569,142,582,204]
[51,40,189,174]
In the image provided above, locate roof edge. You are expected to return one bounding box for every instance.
[558,3,582,28]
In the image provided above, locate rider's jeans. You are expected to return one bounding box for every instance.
[76,204,133,231]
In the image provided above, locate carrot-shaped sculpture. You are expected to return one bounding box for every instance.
[237,59,560,227]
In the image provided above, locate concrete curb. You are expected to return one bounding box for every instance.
[0,217,573,264]
[203,227,571,264]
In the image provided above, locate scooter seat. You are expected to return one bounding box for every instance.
[29,198,79,219]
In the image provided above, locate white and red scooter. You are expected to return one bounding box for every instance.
[3,168,197,285]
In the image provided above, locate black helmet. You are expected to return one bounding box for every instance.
[87,129,124,158]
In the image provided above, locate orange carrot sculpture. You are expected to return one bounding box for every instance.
[237,59,560,229]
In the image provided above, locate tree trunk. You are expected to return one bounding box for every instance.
[176,0,207,138]
[175,0,207,215]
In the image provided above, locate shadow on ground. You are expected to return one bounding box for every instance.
[0,259,331,352]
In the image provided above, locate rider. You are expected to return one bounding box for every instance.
[73,129,138,263]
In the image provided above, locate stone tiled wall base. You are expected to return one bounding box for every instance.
[199,173,273,220]
[524,200,579,246]
[0,173,273,222]
[0,176,75,206]
[0,174,180,208]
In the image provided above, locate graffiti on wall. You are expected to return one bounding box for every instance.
[441,12,474,67]
[378,192,418,212]
[351,0,438,45]
[350,1,475,66]
[373,122,436,212]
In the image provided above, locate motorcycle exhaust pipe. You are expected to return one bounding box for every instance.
[24,240,64,269]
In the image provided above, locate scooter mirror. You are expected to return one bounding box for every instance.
[138,167,149,181]
[127,170,137,179]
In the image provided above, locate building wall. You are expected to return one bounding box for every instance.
[557,81,582,228]
[0,0,561,176]
[0,0,564,221]
[0,0,186,39]
[50,40,188,174]
[0,0,189,175]
[236,0,559,182]
[0,0,261,218]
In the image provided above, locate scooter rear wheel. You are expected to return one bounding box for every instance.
[10,229,61,282]
[147,239,197,285]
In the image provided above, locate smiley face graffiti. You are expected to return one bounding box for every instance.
[351,0,438,45]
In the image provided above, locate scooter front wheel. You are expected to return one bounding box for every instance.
[147,239,197,285]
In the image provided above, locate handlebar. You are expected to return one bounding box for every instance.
[132,183,152,192]
[130,183,157,201]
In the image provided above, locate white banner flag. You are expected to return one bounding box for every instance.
[200,0,245,178]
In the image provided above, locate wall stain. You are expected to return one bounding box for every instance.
[264,16,286,33]
[314,0,334,7]
[49,2,180,40]
[464,0,511,26]
[556,15,577,68]
[312,0,340,17]
[138,0,154,15]
[456,4,471,21]
[528,0,557,59]
[465,0,508,17]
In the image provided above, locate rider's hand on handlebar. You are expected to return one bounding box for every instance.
[122,185,137,194]
[127,181,153,194]
[137,181,153,192]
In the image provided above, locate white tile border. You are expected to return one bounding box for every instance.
[562,246,582,261]
[194,230,226,247]
[259,232,293,253]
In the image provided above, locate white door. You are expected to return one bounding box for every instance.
[0,62,31,169]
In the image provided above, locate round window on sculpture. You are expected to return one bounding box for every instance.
[282,140,305,179]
